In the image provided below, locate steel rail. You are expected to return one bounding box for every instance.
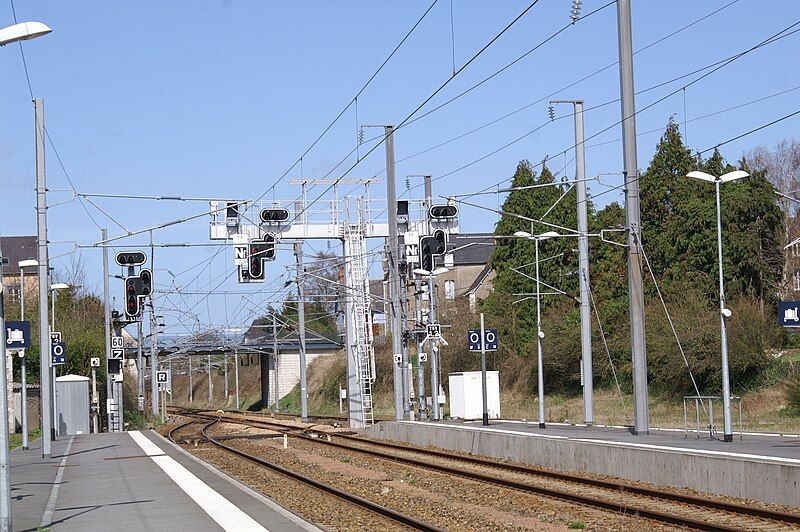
[171,408,799,531]
[198,417,442,532]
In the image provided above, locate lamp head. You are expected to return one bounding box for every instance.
[686,171,716,183]
[538,231,560,240]
[0,21,52,46]
[720,170,748,183]
[18,259,38,268]
[514,231,532,238]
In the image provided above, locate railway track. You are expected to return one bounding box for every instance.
[169,407,800,531]
[167,415,441,532]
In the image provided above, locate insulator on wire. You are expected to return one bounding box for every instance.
[357,128,364,145]
[405,177,411,190]
[548,105,555,121]
[571,0,582,23]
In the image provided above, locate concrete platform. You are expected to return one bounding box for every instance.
[10,430,319,532]
[363,420,800,508]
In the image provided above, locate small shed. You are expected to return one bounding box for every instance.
[448,371,500,420]
[55,375,90,436]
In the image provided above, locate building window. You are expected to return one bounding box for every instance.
[6,284,20,303]
[445,280,455,300]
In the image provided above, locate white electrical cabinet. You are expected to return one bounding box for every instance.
[448,371,500,420]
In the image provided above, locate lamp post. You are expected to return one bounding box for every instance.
[17,259,37,451]
[0,20,51,531]
[686,169,748,442]
[515,230,559,428]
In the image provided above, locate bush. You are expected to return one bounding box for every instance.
[786,375,800,413]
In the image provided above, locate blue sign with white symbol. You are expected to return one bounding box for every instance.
[779,301,800,327]
[51,342,66,365]
[5,321,31,349]
[468,328,498,351]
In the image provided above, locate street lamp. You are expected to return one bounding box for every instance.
[0,21,51,47]
[0,20,51,531]
[514,230,560,428]
[17,259,37,451]
[686,169,748,442]
[412,267,449,277]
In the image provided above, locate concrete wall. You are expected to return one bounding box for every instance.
[363,421,800,508]
[267,351,329,402]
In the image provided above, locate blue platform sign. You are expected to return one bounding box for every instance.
[51,342,66,365]
[779,301,800,327]
[468,328,498,351]
[5,321,31,349]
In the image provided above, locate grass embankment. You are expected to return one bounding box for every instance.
[10,429,41,450]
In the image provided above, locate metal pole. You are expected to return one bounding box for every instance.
[35,99,53,454]
[616,0,649,435]
[137,320,144,410]
[207,354,212,404]
[168,357,172,407]
[223,354,229,401]
[0,242,14,529]
[535,238,546,428]
[188,355,193,403]
[150,237,158,415]
[91,366,98,434]
[294,242,309,422]
[384,125,404,421]
[414,277,426,418]
[50,287,56,437]
[574,100,594,425]
[428,274,441,420]
[234,349,240,411]
[102,228,113,434]
[272,309,279,410]
[715,181,733,441]
[20,268,28,450]
[480,313,489,426]
[424,176,441,421]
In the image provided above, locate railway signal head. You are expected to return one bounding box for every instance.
[260,208,290,224]
[429,204,458,220]
[123,268,153,318]
[115,251,146,267]
[247,235,275,281]
[125,277,139,317]
[419,230,447,272]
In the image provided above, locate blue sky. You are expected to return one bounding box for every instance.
[1,1,798,335]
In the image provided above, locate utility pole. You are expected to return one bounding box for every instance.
[551,99,594,424]
[294,241,309,422]
[35,99,53,455]
[149,238,158,415]
[617,0,649,434]
[102,229,113,433]
[382,125,404,421]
